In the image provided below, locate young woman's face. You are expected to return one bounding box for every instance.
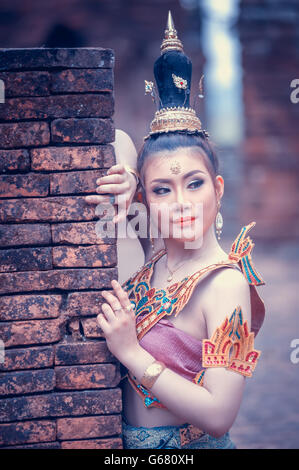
[143,147,224,243]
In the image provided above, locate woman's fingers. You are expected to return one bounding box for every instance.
[111,280,134,315]
[107,164,126,176]
[96,174,125,186]
[85,195,112,204]
[97,313,109,330]
[101,290,123,316]
[96,181,130,195]
[101,302,118,321]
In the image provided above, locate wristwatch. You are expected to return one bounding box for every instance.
[141,360,166,390]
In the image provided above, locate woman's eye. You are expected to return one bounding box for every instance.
[152,187,170,195]
[188,179,203,190]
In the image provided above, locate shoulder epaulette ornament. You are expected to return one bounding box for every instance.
[228,221,265,286]
[202,306,261,378]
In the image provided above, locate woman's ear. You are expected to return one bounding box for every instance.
[215,175,224,201]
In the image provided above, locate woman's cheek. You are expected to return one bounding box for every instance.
[202,194,217,227]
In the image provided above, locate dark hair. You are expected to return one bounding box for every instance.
[137,132,219,186]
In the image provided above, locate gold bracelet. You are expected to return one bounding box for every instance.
[124,165,140,186]
[141,360,166,390]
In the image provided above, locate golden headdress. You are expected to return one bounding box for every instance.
[144,10,208,141]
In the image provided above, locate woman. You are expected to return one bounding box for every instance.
[87,12,266,449]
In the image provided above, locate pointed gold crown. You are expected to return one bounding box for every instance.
[160,10,184,54]
[144,11,207,141]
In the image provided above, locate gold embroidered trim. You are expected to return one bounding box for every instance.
[202,305,261,378]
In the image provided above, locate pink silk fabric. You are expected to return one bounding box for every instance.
[137,311,205,382]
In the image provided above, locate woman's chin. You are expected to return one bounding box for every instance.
[169,229,203,244]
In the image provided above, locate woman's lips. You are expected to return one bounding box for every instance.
[173,216,196,225]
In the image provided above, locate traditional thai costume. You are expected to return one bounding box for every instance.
[120,11,266,449]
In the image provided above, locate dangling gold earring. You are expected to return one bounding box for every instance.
[149,221,155,252]
[215,201,223,240]
[148,215,155,253]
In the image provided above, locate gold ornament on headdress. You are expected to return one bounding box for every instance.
[198,74,204,99]
[172,73,188,90]
[148,106,203,137]
[144,11,209,141]
[161,10,184,54]
[145,80,154,94]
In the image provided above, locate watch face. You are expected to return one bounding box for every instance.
[150,363,162,374]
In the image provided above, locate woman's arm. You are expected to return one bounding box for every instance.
[117,269,252,438]
[85,129,164,260]
[85,129,138,223]
[112,130,164,260]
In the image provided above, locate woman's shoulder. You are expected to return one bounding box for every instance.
[199,265,252,335]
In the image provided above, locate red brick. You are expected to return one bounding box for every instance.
[61,437,122,449]
[55,364,120,390]
[0,294,61,321]
[0,247,52,272]
[0,149,30,172]
[50,169,105,195]
[81,317,105,339]
[0,48,114,70]
[0,196,107,223]
[0,389,122,422]
[57,415,121,440]
[54,340,115,366]
[0,420,56,446]
[0,122,50,148]
[66,291,106,317]
[0,267,118,294]
[0,346,54,371]
[51,118,114,144]
[52,244,116,268]
[0,223,51,248]
[51,222,115,246]
[0,94,114,121]
[1,318,63,347]
[66,319,82,341]
[30,145,115,171]
[51,69,113,93]
[0,173,49,198]
[0,369,55,396]
[0,71,51,97]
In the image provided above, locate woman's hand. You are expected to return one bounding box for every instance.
[85,164,137,224]
[97,279,139,364]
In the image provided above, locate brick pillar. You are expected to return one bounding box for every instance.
[0,48,123,449]
[237,1,299,239]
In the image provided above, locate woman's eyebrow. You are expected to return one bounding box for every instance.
[150,170,206,184]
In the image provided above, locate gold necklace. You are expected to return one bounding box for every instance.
[166,254,201,282]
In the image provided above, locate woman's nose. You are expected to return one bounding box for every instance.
[175,188,191,207]
[172,193,192,214]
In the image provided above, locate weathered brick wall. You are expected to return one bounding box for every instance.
[237,0,299,239]
[0,48,123,449]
